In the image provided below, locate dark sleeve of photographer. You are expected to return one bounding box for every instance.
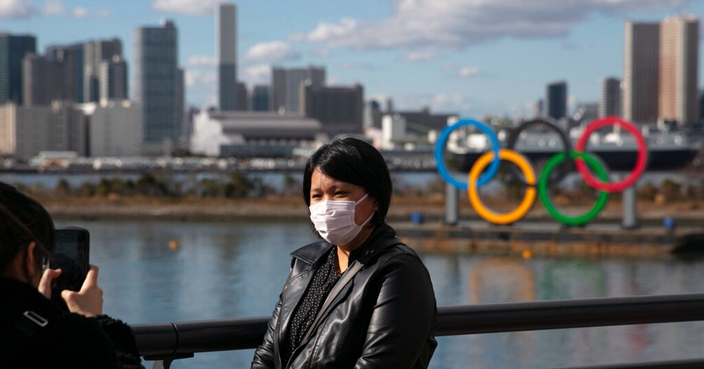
[41,265,146,369]
[0,262,143,368]
[0,277,143,368]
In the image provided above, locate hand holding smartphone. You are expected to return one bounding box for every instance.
[49,227,90,310]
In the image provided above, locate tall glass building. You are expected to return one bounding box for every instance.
[217,2,237,111]
[83,38,123,103]
[0,34,36,105]
[623,22,660,124]
[133,20,180,146]
[600,77,622,118]
[251,85,269,111]
[45,43,85,103]
[546,81,568,120]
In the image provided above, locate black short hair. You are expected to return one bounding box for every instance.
[303,137,392,227]
[0,182,55,274]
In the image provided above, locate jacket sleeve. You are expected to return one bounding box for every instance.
[354,254,438,369]
[94,315,145,369]
[251,293,283,369]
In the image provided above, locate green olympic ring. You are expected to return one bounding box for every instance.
[538,151,610,226]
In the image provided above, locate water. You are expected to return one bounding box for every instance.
[52,218,704,369]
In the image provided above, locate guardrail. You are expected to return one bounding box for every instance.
[132,292,704,369]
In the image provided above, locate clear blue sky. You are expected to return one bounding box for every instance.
[1,0,702,119]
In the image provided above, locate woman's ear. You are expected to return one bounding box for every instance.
[24,242,37,276]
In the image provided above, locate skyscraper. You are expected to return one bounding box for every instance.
[0,34,36,105]
[22,53,65,106]
[301,82,364,136]
[623,21,660,124]
[237,82,248,110]
[217,2,237,111]
[133,20,180,150]
[251,85,269,111]
[659,15,699,124]
[546,81,567,120]
[600,77,622,118]
[83,38,122,103]
[270,66,325,114]
[45,43,84,103]
[99,55,128,101]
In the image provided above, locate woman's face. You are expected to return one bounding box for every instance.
[309,168,376,226]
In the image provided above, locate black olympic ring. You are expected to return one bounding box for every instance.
[505,117,572,187]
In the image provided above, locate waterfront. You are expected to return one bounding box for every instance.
[53,218,704,369]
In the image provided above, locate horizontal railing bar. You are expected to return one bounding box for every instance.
[132,292,704,357]
[436,292,704,336]
[547,358,704,369]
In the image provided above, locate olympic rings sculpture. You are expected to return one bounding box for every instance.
[435,116,648,226]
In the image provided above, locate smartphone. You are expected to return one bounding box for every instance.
[49,227,90,310]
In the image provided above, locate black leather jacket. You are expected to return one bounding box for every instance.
[251,223,438,369]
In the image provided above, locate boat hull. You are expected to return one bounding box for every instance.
[457,148,698,172]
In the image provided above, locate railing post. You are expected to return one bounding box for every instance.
[445,183,459,225]
[622,183,638,229]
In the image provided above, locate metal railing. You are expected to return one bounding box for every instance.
[132,292,704,369]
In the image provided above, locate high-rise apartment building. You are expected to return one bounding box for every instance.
[237,82,248,111]
[301,82,364,136]
[546,81,567,120]
[83,38,122,103]
[251,85,269,111]
[22,53,65,106]
[0,34,36,105]
[133,20,180,150]
[270,66,325,114]
[217,2,237,111]
[659,16,699,124]
[600,77,622,118]
[45,43,84,103]
[99,55,128,101]
[623,22,660,124]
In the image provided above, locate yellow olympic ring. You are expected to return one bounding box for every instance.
[468,149,537,225]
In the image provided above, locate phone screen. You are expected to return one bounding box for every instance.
[50,227,90,309]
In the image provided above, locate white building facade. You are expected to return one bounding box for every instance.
[0,101,86,158]
[80,100,142,157]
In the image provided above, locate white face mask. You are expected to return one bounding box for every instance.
[309,193,375,246]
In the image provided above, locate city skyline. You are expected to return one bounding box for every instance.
[1,0,703,119]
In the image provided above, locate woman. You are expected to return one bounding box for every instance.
[251,137,438,369]
[0,182,143,368]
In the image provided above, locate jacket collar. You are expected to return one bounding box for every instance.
[290,222,397,266]
[349,222,396,264]
[290,241,334,266]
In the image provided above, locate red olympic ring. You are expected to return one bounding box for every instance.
[574,116,648,193]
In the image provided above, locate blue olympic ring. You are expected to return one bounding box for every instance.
[434,119,501,190]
